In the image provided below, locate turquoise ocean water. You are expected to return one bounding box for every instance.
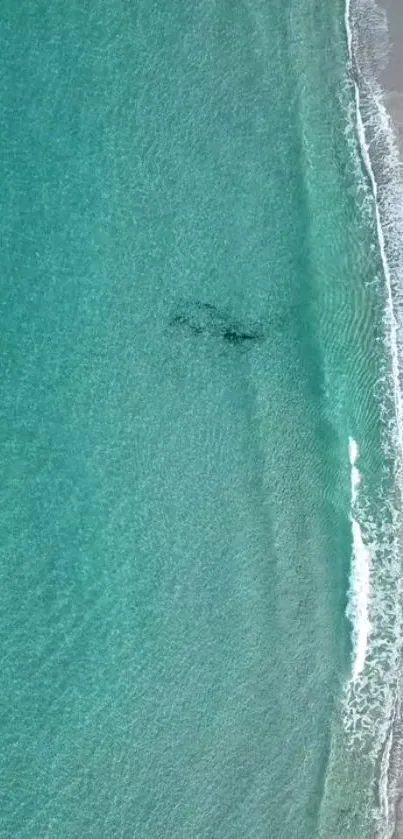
[1,1,403,837]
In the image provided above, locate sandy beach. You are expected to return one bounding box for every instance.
[374,5,403,836]
[380,0,403,140]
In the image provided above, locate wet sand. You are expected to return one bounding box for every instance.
[376,6,403,836]
[380,0,403,141]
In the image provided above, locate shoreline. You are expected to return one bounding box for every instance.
[345,1,403,837]
[377,2,403,837]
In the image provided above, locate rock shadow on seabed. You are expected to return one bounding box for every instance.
[169,300,265,348]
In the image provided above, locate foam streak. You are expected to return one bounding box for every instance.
[347,438,372,681]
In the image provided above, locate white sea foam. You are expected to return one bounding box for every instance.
[349,436,361,503]
[346,439,372,681]
[345,0,353,63]
[343,0,403,834]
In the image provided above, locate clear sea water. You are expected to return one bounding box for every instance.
[1,1,403,837]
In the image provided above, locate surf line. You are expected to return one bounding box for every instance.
[346,438,372,681]
[345,0,403,707]
[344,0,403,471]
[343,6,403,831]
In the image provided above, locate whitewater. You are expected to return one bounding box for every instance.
[347,437,372,682]
[341,0,403,834]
